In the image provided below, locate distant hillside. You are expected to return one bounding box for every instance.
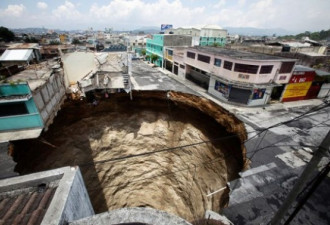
[11,27,66,34]
[131,26,160,34]
[225,27,294,36]
[278,29,330,41]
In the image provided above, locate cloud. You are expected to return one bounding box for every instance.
[214,0,226,9]
[89,0,205,28]
[37,2,48,10]
[53,1,81,19]
[1,4,25,17]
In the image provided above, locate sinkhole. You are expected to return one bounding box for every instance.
[12,91,247,221]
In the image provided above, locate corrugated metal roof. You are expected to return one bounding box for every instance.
[0,186,57,225]
[0,49,33,61]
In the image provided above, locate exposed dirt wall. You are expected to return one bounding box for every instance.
[12,91,247,222]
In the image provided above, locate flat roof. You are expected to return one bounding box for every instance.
[8,43,39,49]
[189,46,296,61]
[315,69,330,76]
[294,65,315,72]
[6,59,61,91]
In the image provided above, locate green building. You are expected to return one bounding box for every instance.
[146,34,192,67]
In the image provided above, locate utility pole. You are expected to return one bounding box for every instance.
[270,130,330,225]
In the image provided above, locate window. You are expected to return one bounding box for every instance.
[279,76,287,80]
[180,64,185,69]
[234,63,259,74]
[0,102,28,117]
[260,65,273,74]
[187,51,196,59]
[279,61,295,74]
[223,61,233,70]
[238,74,250,79]
[214,58,221,67]
[168,50,173,56]
[197,54,211,63]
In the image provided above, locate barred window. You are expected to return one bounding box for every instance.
[234,63,259,74]
[224,61,233,70]
[260,65,273,74]
[279,62,295,74]
[187,51,196,59]
[197,54,211,63]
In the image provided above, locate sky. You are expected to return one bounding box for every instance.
[0,0,329,33]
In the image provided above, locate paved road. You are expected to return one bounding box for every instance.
[154,63,330,225]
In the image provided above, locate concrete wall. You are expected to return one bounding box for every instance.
[164,35,192,47]
[69,207,192,225]
[317,83,330,98]
[42,167,95,225]
[32,72,66,130]
[62,52,97,87]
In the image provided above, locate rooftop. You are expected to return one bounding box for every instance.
[293,65,315,72]
[6,59,61,91]
[190,46,295,61]
[0,49,33,62]
[202,24,223,30]
[8,43,39,49]
[0,167,94,225]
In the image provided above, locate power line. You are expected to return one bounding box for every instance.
[244,102,330,144]
[78,101,329,168]
[85,154,231,192]
[79,133,240,167]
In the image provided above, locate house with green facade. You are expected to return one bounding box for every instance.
[0,59,66,142]
[146,34,192,67]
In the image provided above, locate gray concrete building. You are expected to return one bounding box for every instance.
[0,166,94,225]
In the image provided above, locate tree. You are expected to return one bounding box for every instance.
[141,49,146,56]
[24,37,39,43]
[0,26,15,42]
[145,55,150,61]
[49,40,61,45]
[71,38,81,45]
[150,54,159,63]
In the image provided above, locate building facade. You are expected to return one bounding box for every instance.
[281,65,317,102]
[146,34,192,67]
[180,46,296,106]
[165,25,227,47]
[0,60,66,142]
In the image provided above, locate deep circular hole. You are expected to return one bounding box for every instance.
[12,91,246,221]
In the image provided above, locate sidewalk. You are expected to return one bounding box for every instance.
[156,66,325,129]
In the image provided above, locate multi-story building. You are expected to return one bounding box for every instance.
[0,59,66,142]
[165,25,227,47]
[199,25,227,47]
[181,46,296,106]
[146,34,192,67]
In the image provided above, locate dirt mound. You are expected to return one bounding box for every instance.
[12,91,247,221]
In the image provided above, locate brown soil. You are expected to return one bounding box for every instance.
[12,91,247,221]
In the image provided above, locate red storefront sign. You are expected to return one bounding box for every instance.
[289,71,315,83]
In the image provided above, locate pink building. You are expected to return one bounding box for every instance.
[180,46,296,106]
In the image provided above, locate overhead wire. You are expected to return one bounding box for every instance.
[78,101,330,168]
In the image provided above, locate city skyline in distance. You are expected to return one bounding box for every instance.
[0,0,329,33]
